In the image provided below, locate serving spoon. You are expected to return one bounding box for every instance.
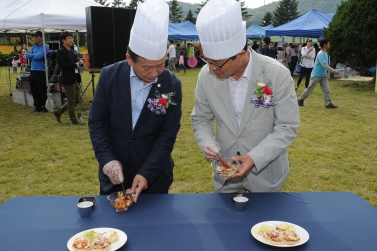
[216,153,230,169]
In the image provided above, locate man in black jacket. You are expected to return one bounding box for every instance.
[53,31,85,125]
[259,36,275,58]
[88,0,182,202]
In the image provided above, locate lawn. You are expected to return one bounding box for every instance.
[0,66,376,208]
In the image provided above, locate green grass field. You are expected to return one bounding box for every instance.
[0,66,376,207]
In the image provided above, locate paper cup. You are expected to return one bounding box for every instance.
[233,196,249,212]
[77,201,93,217]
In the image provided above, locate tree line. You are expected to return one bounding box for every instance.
[94,0,251,24]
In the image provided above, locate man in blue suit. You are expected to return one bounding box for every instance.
[89,0,182,202]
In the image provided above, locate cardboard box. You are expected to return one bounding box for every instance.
[12,89,62,110]
[12,89,28,106]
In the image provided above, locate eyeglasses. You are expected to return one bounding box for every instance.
[200,56,233,70]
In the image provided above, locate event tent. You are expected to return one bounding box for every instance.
[0,0,101,105]
[246,23,274,39]
[246,23,266,39]
[262,24,274,30]
[168,21,199,40]
[0,0,101,33]
[266,9,334,38]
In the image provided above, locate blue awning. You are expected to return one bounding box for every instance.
[168,21,199,40]
[266,9,334,38]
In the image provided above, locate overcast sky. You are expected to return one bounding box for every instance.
[174,0,279,9]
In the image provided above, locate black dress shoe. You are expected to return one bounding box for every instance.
[53,111,61,122]
[298,100,304,106]
[72,121,86,126]
[40,108,49,113]
[326,103,338,109]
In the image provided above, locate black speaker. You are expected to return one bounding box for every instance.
[86,6,136,68]
[16,75,30,89]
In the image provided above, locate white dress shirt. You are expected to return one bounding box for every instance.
[130,66,156,129]
[227,48,253,127]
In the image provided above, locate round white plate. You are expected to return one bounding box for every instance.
[67,227,127,251]
[251,221,309,247]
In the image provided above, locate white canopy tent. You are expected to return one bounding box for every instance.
[0,0,101,32]
[0,0,101,107]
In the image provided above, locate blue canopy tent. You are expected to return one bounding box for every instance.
[262,24,274,30]
[168,21,199,40]
[246,23,266,39]
[266,9,334,38]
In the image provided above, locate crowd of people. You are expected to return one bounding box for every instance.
[249,36,338,109]
[8,0,341,201]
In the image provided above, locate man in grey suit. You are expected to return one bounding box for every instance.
[191,0,300,193]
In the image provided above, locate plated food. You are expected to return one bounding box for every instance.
[211,158,240,180]
[251,221,309,247]
[67,228,127,251]
[107,191,135,212]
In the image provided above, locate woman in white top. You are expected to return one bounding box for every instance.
[295,39,316,91]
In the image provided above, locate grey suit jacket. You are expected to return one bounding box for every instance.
[191,49,300,192]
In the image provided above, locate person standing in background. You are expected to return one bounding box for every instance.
[282,43,298,76]
[19,50,27,72]
[297,38,339,109]
[176,51,186,74]
[11,56,19,73]
[26,30,50,113]
[295,39,316,91]
[175,43,183,67]
[167,40,176,73]
[251,41,259,52]
[259,36,274,58]
[53,31,85,126]
[185,42,195,66]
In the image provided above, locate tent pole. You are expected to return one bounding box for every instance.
[41,29,52,113]
[76,30,79,51]
[25,30,28,47]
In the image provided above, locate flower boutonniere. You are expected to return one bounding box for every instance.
[250,82,274,108]
[147,88,177,115]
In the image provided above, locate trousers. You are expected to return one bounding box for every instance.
[29,70,47,111]
[297,67,313,88]
[168,58,176,73]
[55,82,80,123]
[298,76,332,106]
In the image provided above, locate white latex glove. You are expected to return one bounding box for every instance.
[103,161,124,185]
[202,142,220,162]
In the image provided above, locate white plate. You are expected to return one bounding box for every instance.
[67,227,127,251]
[251,221,309,247]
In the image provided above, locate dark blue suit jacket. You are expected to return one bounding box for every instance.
[89,60,182,192]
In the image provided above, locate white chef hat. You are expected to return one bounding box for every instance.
[196,0,246,60]
[129,0,169,60]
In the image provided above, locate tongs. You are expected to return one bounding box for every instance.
[216,153,230,169]
[121,183,136,200]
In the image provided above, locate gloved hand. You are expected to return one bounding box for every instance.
[201,142,220,162]
[103,161,124,185]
